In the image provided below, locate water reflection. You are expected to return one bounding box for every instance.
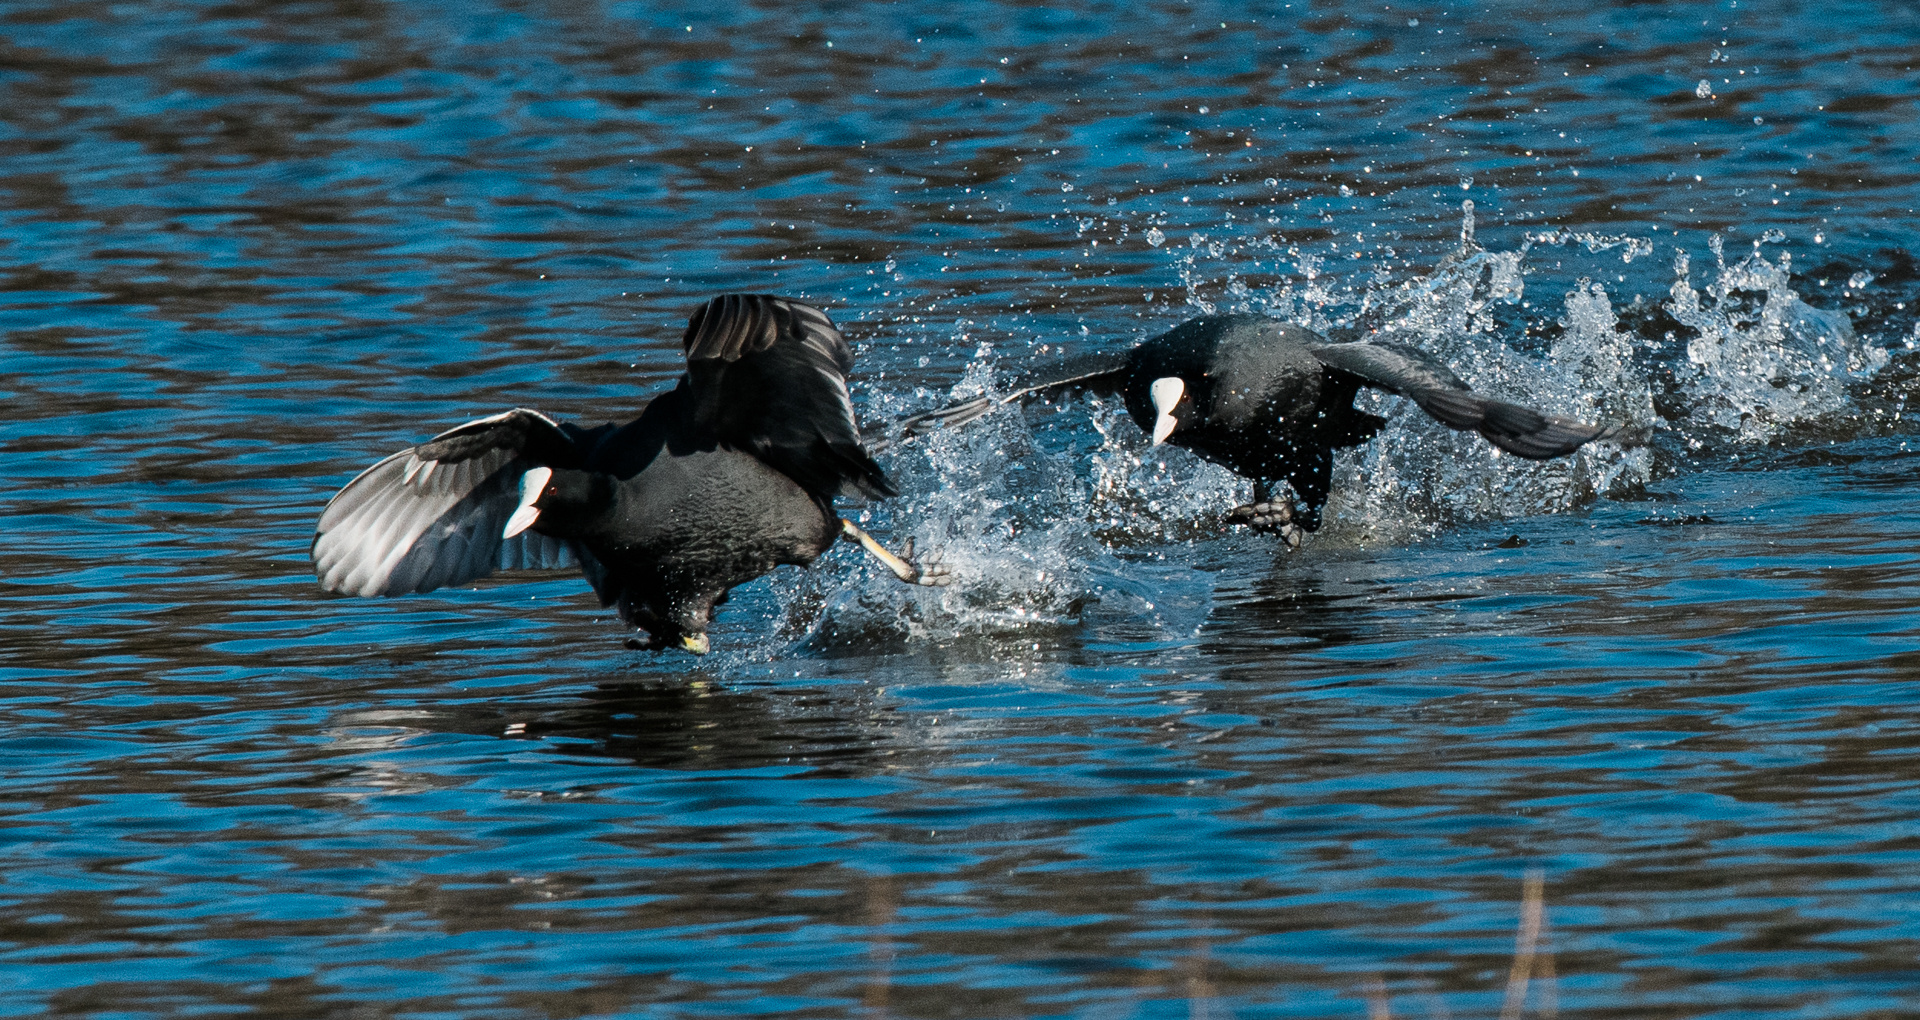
[386,676,900,773]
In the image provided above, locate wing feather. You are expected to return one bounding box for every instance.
[867,350,1130,454]
[313,408,584,596]
[681,294,893,500]
[1311,342,1613,460]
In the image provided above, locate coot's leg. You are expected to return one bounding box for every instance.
[1285,447,1334,533]
[618,604,712,655]
[1228,481,1305,549]
[839,520,952,586]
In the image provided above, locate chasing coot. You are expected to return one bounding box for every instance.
[312,294,945,653]
[901,313,1615,545]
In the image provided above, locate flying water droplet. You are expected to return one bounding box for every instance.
[1695,79,1713,98]
[1145,227,1165,247]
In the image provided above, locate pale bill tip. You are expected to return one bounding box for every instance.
[1150,415,1176,446]
[502,504,541,539]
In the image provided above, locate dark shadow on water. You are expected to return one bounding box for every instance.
[1196,555,1395,659]
[398,675,901,773]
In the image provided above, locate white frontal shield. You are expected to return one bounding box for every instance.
[1148,376,1185,445]
[502,467,552,538]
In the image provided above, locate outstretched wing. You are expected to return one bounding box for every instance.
[312,409,595,597]
[868,349,1131,453]
[1310,341,1614,460]
[681,294,893,500]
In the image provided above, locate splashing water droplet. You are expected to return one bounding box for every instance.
[1459,175,1473,190]
[1760,228,1787,244]
[1695,79,1713,98]
[1849,271,1874,290]
[1061,182,1074,192]
[1145,227,1165,247]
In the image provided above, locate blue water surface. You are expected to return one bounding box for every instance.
[4,1,1920,1017]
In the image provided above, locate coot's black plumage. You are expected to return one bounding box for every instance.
[904,313,1615,544]
[312,294,944,653]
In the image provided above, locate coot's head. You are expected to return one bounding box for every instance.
[502,467,615,541]
[1137,373,1207,446]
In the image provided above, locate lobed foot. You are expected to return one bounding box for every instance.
[895,537,952,587]
[623,633,710,654]
[1229,502,1305,550]
[841,519,953,586]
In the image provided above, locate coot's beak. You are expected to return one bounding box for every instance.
[1148,376,1184,446]
[502,467,552,539]
[679,633,711,655]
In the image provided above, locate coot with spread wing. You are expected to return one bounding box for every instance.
[312,294,945,654]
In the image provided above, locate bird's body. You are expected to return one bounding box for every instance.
[312,295,942,653]
[1118,316,1388,525]
[538,383,846,641]
[905,313,1614,542]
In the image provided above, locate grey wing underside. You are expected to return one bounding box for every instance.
[312,409,586,597]
[1309,341,1615,460]
[868,350,1131,453]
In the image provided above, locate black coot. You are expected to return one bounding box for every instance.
[312,294,945,653]
[903,313,1616,545]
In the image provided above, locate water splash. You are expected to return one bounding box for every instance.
[769,360,1178,651]
[1668,235,1887,442]
[1317,226,1659,544]
[783,209,1890,641]
[1081,396,1247,545]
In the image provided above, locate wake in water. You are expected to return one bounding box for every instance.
[774,205,1896,650]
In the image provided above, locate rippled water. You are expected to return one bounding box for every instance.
[6,2,1920,1016]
